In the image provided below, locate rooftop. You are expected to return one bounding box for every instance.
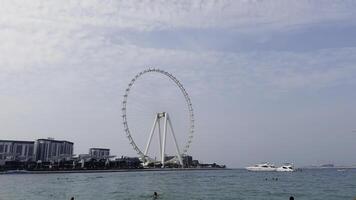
[36,138,74,144]
[89,148,110,151]
[0,140,35,144]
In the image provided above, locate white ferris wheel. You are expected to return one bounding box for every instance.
[122,69,195,168]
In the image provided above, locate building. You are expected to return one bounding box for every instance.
[34,138,73,162]
[0,140,35,165]
[182,155,193,167]
[89,148,110,159]
[114,156,141,168]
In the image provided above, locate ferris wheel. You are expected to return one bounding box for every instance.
[122,68,194,168]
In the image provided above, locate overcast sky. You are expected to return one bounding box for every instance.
[1,0,356,167]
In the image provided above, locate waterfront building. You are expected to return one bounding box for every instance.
[0,140,35,165]
[34,138,73,162]
[192,160,200,166]
[115,156,141,168]
[183,155,193,167]
[89,148,110,159]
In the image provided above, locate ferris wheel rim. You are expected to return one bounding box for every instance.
[122,68,195,163]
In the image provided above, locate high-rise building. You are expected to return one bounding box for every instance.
[34,139,73,162]
[0,140,35,165]
[89,148,110,159]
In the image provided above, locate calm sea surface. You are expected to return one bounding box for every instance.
[0,169,355,200]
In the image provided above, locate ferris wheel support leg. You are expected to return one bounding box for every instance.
[144,114,158,156]
[161,113,168,168]
[157,120,162,158]
[167,114,184,168]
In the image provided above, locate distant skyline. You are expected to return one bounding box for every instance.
[1,0,356,167]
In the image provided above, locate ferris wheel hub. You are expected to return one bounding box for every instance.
[157,112,166,118]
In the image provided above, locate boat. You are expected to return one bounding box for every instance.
[245,163,276,172]
[276,163,294,172]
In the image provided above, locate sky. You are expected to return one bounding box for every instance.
[1,0,356,168]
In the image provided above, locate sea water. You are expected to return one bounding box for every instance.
[0,169,355,200]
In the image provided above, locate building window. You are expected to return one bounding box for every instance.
[28,146,34,155]
[24,146,28,156]
[16,145,22,154]
[60,145,64,154]
[0,144,3,152]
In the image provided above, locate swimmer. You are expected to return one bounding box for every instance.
[153,192,158,199]
[70,197,74,200]
[290,196,294,200]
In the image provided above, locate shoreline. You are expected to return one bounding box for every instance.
[0,167,229,175]
[3,167,354,175]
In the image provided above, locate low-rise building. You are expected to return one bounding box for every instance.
[89,148,110,159]
[114,156,141,168]
[0,140,35,165]
[34,138,73,162]
[183,155,193,167]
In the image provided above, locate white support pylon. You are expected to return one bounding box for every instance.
[157,119,162,158]
[161,112,168,168]
[144,114,158,156]
[167,113,183,167]
[144,112,184,168]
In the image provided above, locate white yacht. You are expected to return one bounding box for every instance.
[245,163,277,172]
[276,163,294,172]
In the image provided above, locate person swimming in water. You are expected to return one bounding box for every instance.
[153,192,158,199]
[290,196,294,200]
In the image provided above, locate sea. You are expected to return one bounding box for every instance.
[0,169,355,200]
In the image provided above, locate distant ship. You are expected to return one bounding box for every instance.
[245,163,276,172]
[320,164,334,168]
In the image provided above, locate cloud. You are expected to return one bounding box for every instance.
[1,0,356,166]
[2,38,355,98]
[1,0,356,32]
